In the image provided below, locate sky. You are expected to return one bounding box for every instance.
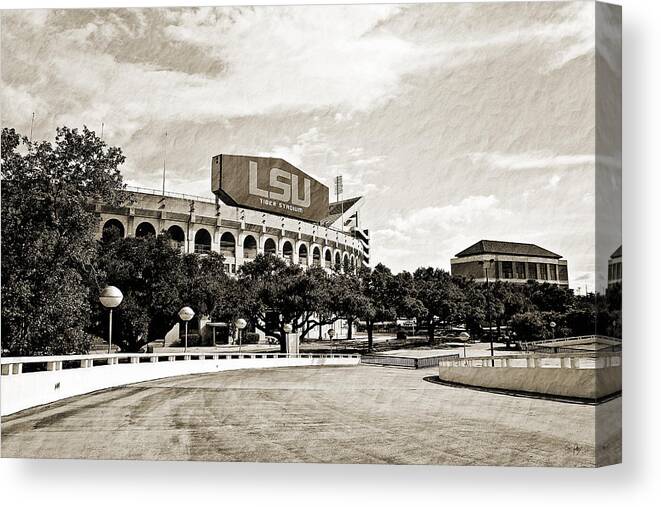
[1,2,622,292]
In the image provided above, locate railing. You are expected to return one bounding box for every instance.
[124,185,217,204]
[524,335,621,347]
[438,352,621,370]
[361,354,460,369]
[521,335,622,353]
[0,352,360,376]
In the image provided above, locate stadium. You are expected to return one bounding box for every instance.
[94,154,370,275]
[92,154,370,345]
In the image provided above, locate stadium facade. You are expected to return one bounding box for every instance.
[94,154,370,276]
[450,240,569,287]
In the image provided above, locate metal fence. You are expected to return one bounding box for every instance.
[360,354,460,369]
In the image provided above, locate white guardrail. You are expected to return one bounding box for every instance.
[438,352,622,370]
[0,352,361,416]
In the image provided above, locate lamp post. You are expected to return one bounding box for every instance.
[550,321,556,341]
[235,318,247,353]
[284,323,293,355]
[327,328,336,356]
[459,332,470,360]
[178,306,195,352]
[99,286,123,354]
[480,258,495,366]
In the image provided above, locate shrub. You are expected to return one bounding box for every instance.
[242,332,260,344]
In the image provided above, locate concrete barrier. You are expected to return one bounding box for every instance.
[437,352,622,400]
[437,365,621,400]
[0,353,360,416]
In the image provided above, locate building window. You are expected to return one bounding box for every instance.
[539,264,548,280]
[194,229,212,254]
[549,264,557,280]
[102,219,125,242]
[167,225,185,252]
[243,235,258,259]
[501,261,513,279]
[324,249,332,268]
[515,262,526,279]
[527,263,537,280]
[220,232,236,258]
[135,221,156,238]
[298,244,308,265]
[312,247,321,266]
[282,241,293,262]
[264,238,277,255]
[558,265,568,281]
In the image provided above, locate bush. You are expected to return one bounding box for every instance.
[242,332,260,344]
[510,311,550,342]
[396,330,408,340]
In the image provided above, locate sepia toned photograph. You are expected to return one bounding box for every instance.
[1,1,621,467]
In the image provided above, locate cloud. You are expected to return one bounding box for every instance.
[469,151,595,171]
[370,195,513,272]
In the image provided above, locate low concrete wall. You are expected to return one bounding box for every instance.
[1,356,359,416]
[438,365,621,400]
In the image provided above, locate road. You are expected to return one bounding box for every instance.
[1,365,620,466]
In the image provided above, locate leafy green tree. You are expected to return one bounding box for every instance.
[1,126,125,355]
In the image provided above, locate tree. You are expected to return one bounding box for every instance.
[355,263,398,351]
[330,272,372,340]
[237,254,333,351]
[453,277,487,340]
[1,126,125,355]
[410,267,464,344]
[509,311,550,343]
[490,282,531,347]
[92,234,186,351]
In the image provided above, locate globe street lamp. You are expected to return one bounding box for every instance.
[178,306,195,352]
[327,328,336,355]
[459,331,470,359]
[283,323,293,355]
[235,318,247,353]
[550,321,557,341]
[480,258,495,366]
[99,286,123,354]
